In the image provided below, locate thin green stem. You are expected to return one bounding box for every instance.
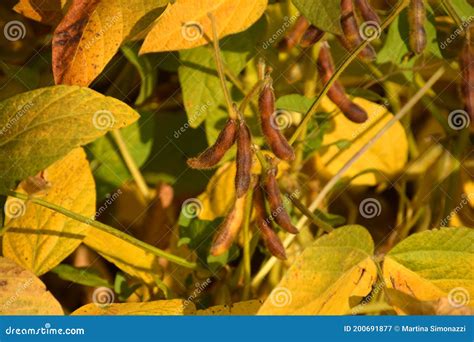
[441,0,464,28]
[110,130,151,200]
[239,79,263,114]
[208,13,235,119]
[289,0,410,145]
[4,191,197,269]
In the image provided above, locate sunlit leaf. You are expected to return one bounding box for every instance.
[72,299,194,315]
[0,85,139,192]
[3,148,95,275]
[140,0,267,53]
[196,300,262,315]
[0,257,63,314]
[258,225,377,315]
[315,97,408,186]
[384,227,474,309]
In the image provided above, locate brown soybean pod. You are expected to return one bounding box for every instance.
[317,43,368,123]
[300,25,325,48]
[254,186,287,260]
[258,77,295,161]
[210,195,247,256]
[460,32,474,124]
[262,162,298,234]
[187,118,237,169]
[278,16,310,51]
[408,0,427,55]
[235,120,252,198]
[340,0,376,61]
[354,0,381,25]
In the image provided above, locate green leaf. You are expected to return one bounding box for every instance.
[384,227,474,307]
[87,112,154,200]
[275,94,314,113]
[258,225,377,314]
[121,44,157,105]
[291,0,342,34]
[449,0,474,20]
[377,7,441,74]
[51,264,113,288]
[0,85,139,192]
[178,18,265,142]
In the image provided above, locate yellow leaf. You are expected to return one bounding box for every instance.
[383,227,474,310]
[315,97,408,186]
[83,228,162,284]
[14,0,69,26]
[52,0,168,86]
[72,299,194,315]
[140,0,268,53]
[0,257,63,315]
[3,148,95,276]
[195,300,262,315]
[258,225,377,315]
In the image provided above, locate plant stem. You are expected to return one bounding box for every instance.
[251,66,445,288]
[4,191,197,269]
[110,130,151,200]
[441,0,464,28]
[239,79,263,114]
[208,13,235,119]
[288,0,410,145]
